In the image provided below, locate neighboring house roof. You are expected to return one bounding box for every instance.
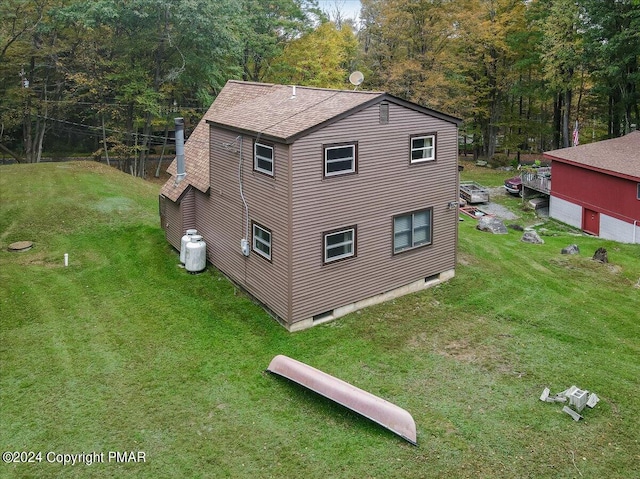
[161,80,462,202]
[544,130,640,181]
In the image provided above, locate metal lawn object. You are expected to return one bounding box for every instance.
[459,181,490,204]
[266,355,417,445]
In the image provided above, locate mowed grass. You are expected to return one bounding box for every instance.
[1,161,639,478]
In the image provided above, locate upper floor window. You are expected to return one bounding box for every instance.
[410,133,436,164]
[252,222,272,261]
[637,183,640,200]
[324,226,356,263]
[393,208,432,253]
[324,143,357,177]
[254,141,274,176]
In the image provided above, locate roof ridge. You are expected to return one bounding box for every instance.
[226,79,382,95]
[255,90,385,141]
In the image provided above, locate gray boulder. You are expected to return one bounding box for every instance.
[561,244,580,255]
[476,216,508,234]
[521,230,544,244]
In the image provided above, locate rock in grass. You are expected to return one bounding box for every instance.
[521,230,544,244]
[561,244,580,255]
[476,216,508,234]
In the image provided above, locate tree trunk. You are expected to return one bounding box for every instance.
[562,88,572,148]
[553,93,562,149]
[0,143,23,162]
[102,114,110,166]
[155,121,170,177]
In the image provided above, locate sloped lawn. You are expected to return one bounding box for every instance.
[1,162,638,478]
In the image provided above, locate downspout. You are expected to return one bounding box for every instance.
[634,220,639,244]
[238,137,250,256]
[174,117,186,185]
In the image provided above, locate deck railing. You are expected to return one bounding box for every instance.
[522,167,551,194]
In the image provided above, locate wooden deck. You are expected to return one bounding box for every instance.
[522,167,551,195]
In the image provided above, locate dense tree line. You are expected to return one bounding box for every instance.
[1,0,638,173]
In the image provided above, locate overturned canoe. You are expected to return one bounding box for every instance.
[266,354,417,445]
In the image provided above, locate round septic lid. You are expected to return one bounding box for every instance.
[8,241,33,252]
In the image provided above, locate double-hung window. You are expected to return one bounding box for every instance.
[254,141,274,176]
[410,134,436,164]
[252,222,272,260]
[324,227,356,263]
[324,143,357,177]
[393,209,432,253]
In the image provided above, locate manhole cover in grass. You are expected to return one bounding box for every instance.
[8,241,34,252]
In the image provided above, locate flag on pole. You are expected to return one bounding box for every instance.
[572,121,579,147]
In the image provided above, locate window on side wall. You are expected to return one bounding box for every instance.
[254,141,274,176]
[637,183,640,200]
[323,227,356,263]
[252,222,272,261]
[410,133,436,164]
[393,208,432,253]
[324,143,357,177]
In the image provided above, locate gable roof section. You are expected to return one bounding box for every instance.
[161,80,462,202]
[160,102,216,202]
[206,80,462,143]
[544,130,640,181]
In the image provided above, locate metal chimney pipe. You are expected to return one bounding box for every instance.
[175,117,186,184]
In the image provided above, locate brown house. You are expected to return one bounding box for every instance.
[160,80,462,330]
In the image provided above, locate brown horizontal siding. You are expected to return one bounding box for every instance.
[162,196,183,251]
[199,126,291,321]
[290,103,458,322]
[182,188,197,231]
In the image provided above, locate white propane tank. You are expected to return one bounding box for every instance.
[185,235,206,273]
[180,229,198,264]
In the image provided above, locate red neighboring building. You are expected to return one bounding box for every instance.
[544,131,640,243]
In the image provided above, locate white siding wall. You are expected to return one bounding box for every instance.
[551,195,640,243]
[600,214,640,244]
[550,196,582,228]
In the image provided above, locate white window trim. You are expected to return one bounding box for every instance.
[393,209,432,254]
[410,135,436,164]
[324,144,356,177]
[252,223,272,260]
[324,227,355,263]
[254,142,274,176]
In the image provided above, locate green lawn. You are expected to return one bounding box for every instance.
[1,162,639,478]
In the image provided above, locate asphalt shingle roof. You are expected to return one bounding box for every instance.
[160,102,215,201]
[206,80,384,142]
[544,130,640,180]
[161,80,461,202]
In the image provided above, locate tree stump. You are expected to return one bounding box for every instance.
[592,247,608,263]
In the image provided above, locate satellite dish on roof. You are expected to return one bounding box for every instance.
[349,71,364,89]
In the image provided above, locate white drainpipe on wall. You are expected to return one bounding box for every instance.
[634,220,639,244]
[174,117,186,185]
